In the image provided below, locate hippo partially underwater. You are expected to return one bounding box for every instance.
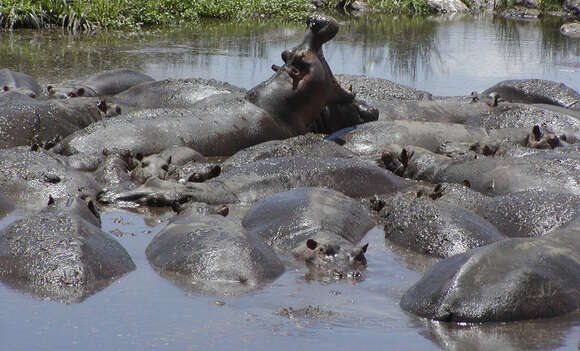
[1,14,579,330]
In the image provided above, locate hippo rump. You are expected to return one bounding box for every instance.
[0,197,135,303]
[54,16,376,161]
[400,227,580,322]
[146,214,284,295]
[47,69,154,99]
[0,91,109,149]
[0,68,42,98]
[99,156,409,207]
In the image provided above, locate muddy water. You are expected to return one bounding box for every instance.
[1,14,580,350]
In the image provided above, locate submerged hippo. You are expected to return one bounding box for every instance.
[54,16,375,160]
[47,69,154,99]
[0,68,42,98]
[0,91,109,149]
[242,187,372,280]
[99,156,408,207]
[400,226,580,322]
[0,146,100,211]
[0,196,135,303]
[146,214,284,294]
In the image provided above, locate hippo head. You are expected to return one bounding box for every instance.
[293,238,368,281]
[246,16,355,135]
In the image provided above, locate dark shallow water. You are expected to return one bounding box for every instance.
[1,14,580,351]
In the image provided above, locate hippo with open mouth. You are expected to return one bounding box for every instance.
[54,16,377,161]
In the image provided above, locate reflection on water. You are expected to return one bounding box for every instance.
[0,14,578,96]
[0,14,579,351]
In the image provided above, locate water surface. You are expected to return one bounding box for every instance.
[1,14,579,351]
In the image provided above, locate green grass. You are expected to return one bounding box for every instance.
[0,0,315,30]
[365,0,436,15]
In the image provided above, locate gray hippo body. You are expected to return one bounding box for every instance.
[0,68,42,98]
[100,156,408,207]
[222,134,355,170]
[340,120,489,156]
[55,16,371,161]
[0,197,135,303]
[146,214,284,294]
[370,190,505,258]
[480,79,580,111]
[381,144,580,196]
[243,187,374,251]
[400,227,580,322]
[242,187,373,280]
[47,69,154,99]
[0,91,107,149]
[110,77,244,112]
[55,92,293,158]
[0,146,100,211]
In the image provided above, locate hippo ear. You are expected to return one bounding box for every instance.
[135,153,144,161]
[306,238,318,250]
[47,85,55,95]
[532,125,542,141]
[167,156,172,165]
[87,199,101,221]
[462,179,471,188]
[47,195,55,206]
[3,85,9,92]
[361,243,368,253]
[76,87,85,97]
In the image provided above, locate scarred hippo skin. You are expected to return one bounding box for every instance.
[145,214,284,295]
[99,156,409,207]
[380,144,580,196]
[370,190,505,258]
[110,77,244,112]
[55,92,294,158]
[0,68,42,98]
[0,197,135,303]
[0,91,107,149]
[400,227,580,322]
[47,69,154,99]
[0,146,100,211]
[480,79,580,111]
[246,15,355,134]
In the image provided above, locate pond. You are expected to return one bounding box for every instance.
[1,13,579,351]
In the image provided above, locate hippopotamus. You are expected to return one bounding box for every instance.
[338,120,489,157]
[145,214,284,294]
[0,68,42,98]
[0,146,100,211]
[110,77,244,112]
[130,146,205,184]
[47,69,154,99]
[380,144,580,196]
[242,187,372,280]
[222,134,355,170]
[480,79,580,111]
[0,91,112,149]
[400,226,580,322]
[370,189,506,258]
[54,16,375,161]
[0,196,135,303]
[98,156,408,207]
